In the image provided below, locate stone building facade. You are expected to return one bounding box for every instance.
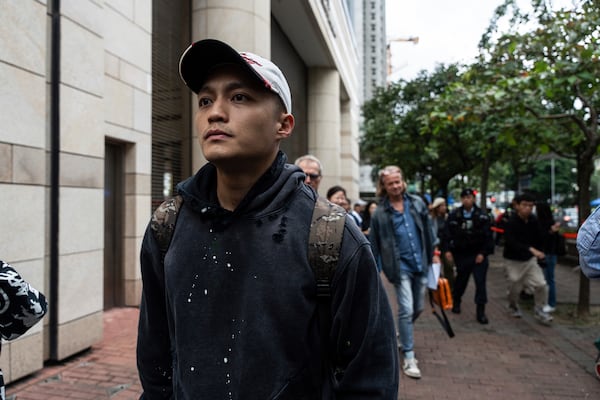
[0,0,381,383]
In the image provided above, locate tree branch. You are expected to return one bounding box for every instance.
[524,105,588,134]
[574,83,598,142]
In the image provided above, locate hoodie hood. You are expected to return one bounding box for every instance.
[175,151,306,228]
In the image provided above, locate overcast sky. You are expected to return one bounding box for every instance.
[385,0,499,82]
[385,0,578,82]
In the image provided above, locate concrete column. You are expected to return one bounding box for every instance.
[189,0,271,173]
[308,68,341,194]
[340,100,360,200]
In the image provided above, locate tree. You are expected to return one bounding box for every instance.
[527,157,577,205]
[423,63,544,211]
[481,0,600,315]
[361,64,474,197]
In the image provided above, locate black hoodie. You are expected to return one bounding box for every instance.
[137,152,399,399]
[502,212,544,261]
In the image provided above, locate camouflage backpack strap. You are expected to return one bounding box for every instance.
[309,196,346,298]
[150,194,184,260]
[309,196,347,392]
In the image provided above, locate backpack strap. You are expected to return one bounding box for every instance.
[149,193,345,392]
[150,195,184,261]
[309,196,346,298]
[308,196,346,393]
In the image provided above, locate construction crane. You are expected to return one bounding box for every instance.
[386,36,419,78]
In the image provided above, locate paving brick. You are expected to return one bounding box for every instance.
[5,255,600,399]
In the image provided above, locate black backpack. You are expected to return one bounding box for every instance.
[150,195,346,286]
[150,194,346,392]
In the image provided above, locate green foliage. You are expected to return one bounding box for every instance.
[361,64,471,193]
[361,0,599,214]
[527,157,577,205]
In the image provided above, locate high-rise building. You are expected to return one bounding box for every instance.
[362,0,388,101]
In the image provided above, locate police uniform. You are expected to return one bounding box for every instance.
[442,201,494,323]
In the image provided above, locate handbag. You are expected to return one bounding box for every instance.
[432,277,453,310]
[428,277,455,338]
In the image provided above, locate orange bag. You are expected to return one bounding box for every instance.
[432,277,453,310]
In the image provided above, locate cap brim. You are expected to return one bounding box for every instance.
[179,39,262,93]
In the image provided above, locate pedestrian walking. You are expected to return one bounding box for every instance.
[326,185,350,211]
[429,197,453,286]
[350,199,366,227]
[429,197,447,244]
[577,205,600,279]
[369,165,435,379]
[441,189,494,324]
[535,201,561,313]
[502,193,553,325]
[361,200,378,238]
[294,154,322,192]
[136,39,398,399]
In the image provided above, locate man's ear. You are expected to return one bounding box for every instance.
[276,113,295,139]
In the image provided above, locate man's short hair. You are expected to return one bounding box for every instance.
[294,154,322,175]
[514,193,536,204]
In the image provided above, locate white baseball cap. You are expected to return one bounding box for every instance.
[179,39,292,113]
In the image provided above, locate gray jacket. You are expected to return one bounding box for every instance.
[369,194,434,284]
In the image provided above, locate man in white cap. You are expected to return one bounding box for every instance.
[137,39,398,399]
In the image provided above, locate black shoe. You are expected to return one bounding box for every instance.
[451,304,461,314]
[476,304,488,324]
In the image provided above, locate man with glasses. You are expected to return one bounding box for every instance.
[295,154,322,192]
[503,193,552,325]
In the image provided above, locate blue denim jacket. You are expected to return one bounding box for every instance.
[577,207,600,279]
[370,194,434,284]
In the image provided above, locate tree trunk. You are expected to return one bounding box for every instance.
[479,147,492,211]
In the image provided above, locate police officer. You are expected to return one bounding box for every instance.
[441,188,494,324]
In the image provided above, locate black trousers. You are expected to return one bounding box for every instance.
[452,253,489,305]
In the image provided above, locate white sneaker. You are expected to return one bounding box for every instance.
[542,305,556,313]
[403,357,421,379]
[534,307,553,325]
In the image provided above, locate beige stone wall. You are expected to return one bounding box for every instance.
[0,0,151,382]
[103,0,152,308]
[0,0,364,385]
[308,68,342,194]
[188,1,363,197]
[0,0,49,382]
[190,0,271,173]
[307,0,362,199]
[340,100,361,201]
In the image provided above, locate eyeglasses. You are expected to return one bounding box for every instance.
[306,173,321,180]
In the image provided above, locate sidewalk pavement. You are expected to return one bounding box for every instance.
[7,252,600,399]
